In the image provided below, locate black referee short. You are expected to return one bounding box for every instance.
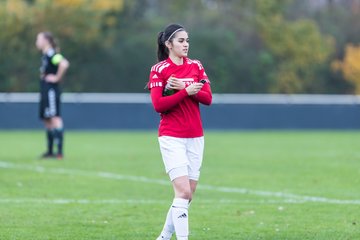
[39,81,61,120]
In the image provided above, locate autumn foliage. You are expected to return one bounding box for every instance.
[0,0,359,94]
[332,44,360,94]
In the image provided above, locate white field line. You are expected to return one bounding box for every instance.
[1,161,360,205]
[0,198,307,205]
[0,198,168,204]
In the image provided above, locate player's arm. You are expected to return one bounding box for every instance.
[190,60,212,105]
[191,81,212,105]
[56,58,70,82]
[150,86,188,113]
[45,54,70,83]
[149,70,206,113]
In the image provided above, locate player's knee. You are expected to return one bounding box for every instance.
[177,188,192,200]
[175,181,192,199]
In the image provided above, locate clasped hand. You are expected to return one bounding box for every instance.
[167,75,204,96]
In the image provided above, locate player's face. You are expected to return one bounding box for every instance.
[35,33,46,50]
[169,31,189,58]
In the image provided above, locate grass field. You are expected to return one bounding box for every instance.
[0,130,359,240]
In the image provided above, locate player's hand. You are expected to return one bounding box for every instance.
[167,76,185,90]
[186,82,204,96]
[45,74,59,83]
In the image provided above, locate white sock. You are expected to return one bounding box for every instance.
[157,206,174,240]
[171,198,189,240]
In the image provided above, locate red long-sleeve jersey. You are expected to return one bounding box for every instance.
[148,57,212,138]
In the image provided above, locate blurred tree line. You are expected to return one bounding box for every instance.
[0,0,359,94]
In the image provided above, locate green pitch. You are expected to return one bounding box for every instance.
[0,131,359,240]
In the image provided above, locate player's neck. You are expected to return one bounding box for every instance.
[169,55,184,66]
[42,45,52,54]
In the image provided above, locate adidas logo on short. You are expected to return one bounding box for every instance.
[178,213,187,218]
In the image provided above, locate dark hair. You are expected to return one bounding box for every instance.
[41,31,59,52]
[157,23,186,62]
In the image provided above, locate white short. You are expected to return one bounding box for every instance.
[158,136,204,181]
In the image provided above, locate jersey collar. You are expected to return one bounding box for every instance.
[167,57,188,66]
[45,48,56,57]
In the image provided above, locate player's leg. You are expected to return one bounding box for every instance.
[40,84,55,158]
[50,86,64,159]
[189,179,198,203]
[157,168,191,240]
[157,137,190,240]
[168,137,204,240]
[170,174,191,240]
[156,205,174,240]
[186,136,204,199]
[52,116,64,158]
[42,119,55,158]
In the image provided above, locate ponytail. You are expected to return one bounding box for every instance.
[157,31,168,62]
[156,23,186,62]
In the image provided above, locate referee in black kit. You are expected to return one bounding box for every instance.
[35,32,69,160]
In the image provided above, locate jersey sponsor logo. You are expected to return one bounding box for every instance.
[179,78,194,82]
[178,78,195,87]
[149,81,163,88]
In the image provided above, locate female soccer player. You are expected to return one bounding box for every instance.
[36,32,69,159]
[148,24,212,240]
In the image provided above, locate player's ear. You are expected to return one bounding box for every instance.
[165,40,172,49]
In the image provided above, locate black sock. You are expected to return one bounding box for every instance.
[54,128,64,155]
[46,129,54,154]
